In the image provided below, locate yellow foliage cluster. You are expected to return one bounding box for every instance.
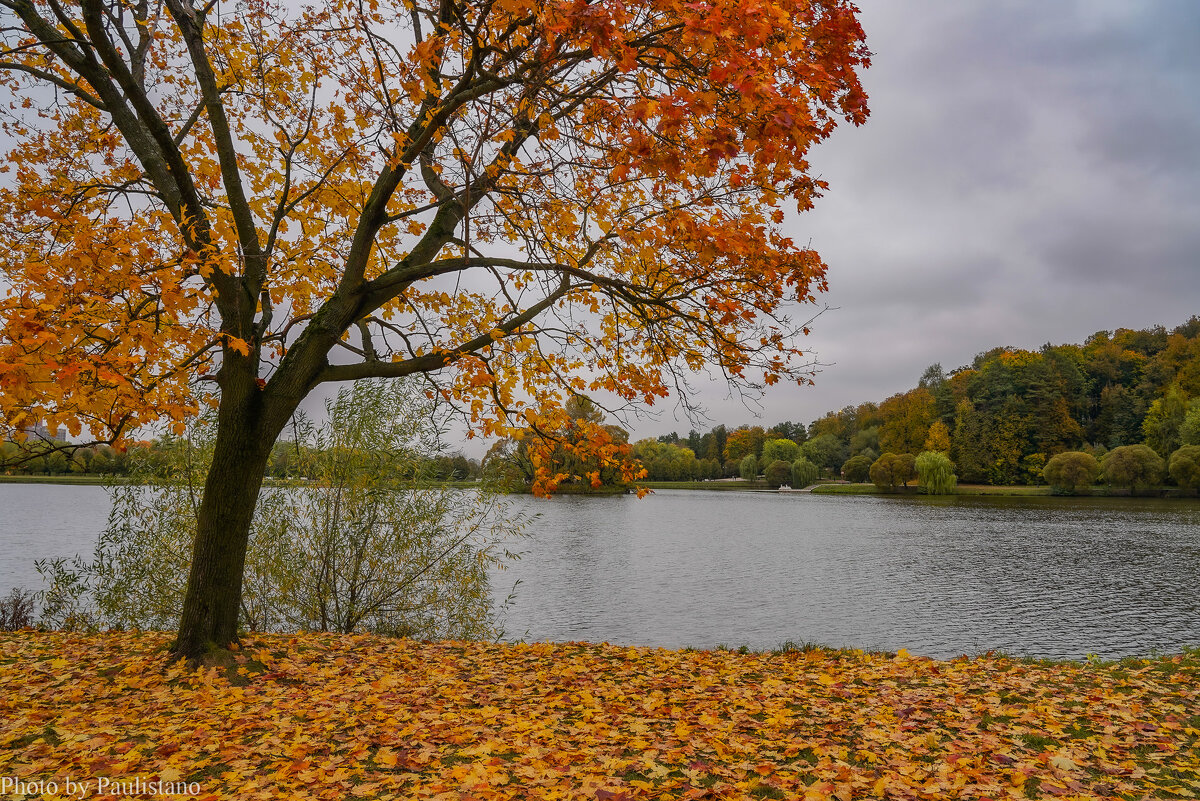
[3,633,1198,799]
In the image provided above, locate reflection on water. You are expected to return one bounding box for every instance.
[2,485,1198,659]
[493,491,1200,659]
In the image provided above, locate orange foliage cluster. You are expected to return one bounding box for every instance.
[0,0,870,492]
[3,633,1198,799]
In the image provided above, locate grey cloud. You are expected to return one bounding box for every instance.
[629,1,1200,442]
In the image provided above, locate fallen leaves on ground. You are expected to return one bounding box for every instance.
[1,633,1197,800]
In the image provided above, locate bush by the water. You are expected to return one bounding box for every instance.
[764,459,792,488]
[0,587,35,630]
[840,454,872,483]
[1169,444,1200,492]
[1100,444,1164,493]
[36,380,526,639]
[1043,451,1101,494]
[870,452,915,490]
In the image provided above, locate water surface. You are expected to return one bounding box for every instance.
[2,485,1197,659]
[493,490,1200,659]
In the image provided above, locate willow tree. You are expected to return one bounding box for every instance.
[0,0,869,659]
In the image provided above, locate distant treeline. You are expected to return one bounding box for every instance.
[636,317,1200,486]
[0,438,482,482]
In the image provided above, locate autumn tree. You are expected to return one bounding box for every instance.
[498,394,637,490]
[923,420,950,454]
[915,450,955,495]
[878,387,934,455]
[0,0,868,658]
[723,425,767,466]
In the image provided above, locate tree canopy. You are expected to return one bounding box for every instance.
[0,0,869,658]
[0,0,870,469]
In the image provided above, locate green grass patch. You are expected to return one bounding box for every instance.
[0,474,121,485]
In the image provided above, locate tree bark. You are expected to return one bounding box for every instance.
[172,378,290,661]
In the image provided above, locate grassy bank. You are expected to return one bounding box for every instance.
[639,479,769,491]
[809,483,1059,496]
[0,474,118,485]
[810,483,1193,498]
[2,632,1197,800]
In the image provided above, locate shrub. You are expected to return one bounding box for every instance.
[791,457,819,488]
[1168,445,1200,492]
[870,452,915,491]
[37,380,526,639]
[0,588,36,631]
[764,459,792,488]
[1100,444,1165,494]
[915,451,957,495]
[1042,451,1100,494]
[840,454,872,483]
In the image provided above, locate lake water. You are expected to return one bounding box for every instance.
[2,485,1198,660]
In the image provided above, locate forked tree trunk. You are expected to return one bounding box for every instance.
[172,384,291,661]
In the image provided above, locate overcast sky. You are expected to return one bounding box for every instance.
[620,0,1200,441]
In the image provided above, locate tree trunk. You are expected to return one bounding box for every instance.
[172,385,287,661]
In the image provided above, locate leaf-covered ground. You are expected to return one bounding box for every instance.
[2,633,1198,800]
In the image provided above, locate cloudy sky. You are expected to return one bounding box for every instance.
[622,0,1200,441]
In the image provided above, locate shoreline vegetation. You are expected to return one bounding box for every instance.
[2,631,1197,800]
[3,474,1197,499]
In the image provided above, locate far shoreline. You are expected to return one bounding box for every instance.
[2,474,1196,499]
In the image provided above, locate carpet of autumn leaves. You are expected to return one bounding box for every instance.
[2,633,1198,801]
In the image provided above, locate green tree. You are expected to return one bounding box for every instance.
[801,433,847,477]
[764,460,792,488]
[632,439,700,481]
[791,457,819,488]
[869,453,915,491]
[1100,444,1165,494]
[739,454,759,481]
[840,454,872,483]
[1180,401,1200,446]
[915,451,956,495]
[1042,451,1100,495]
[916,450,955,494]
[1141,385,1190,457]
[762,438,801,465]
[951,400,989,484]
[849,426,880,457]
[1168,445,1200,493]
[768,421,807,444]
